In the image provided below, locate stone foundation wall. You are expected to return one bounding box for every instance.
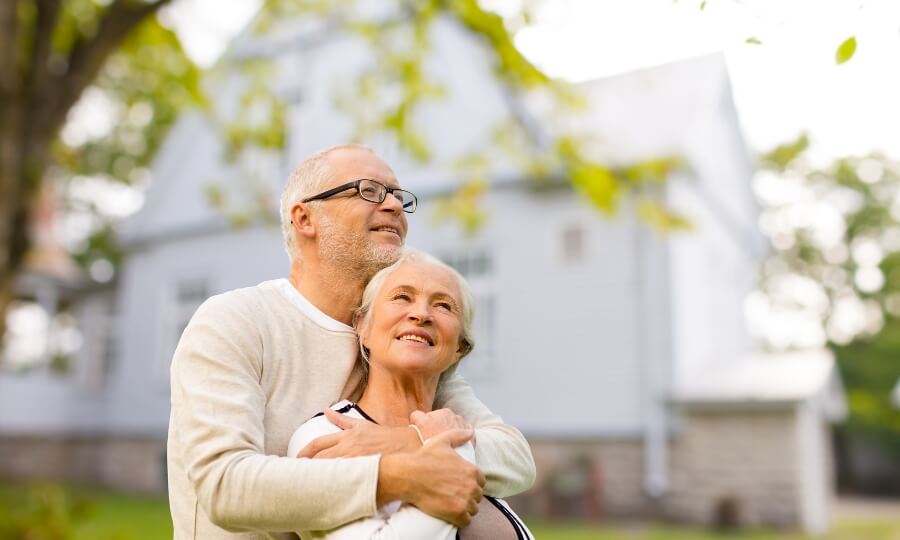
[507,438,648,519]
[0,434,166,494]
[512,406,816,530]
[664,407,801,529]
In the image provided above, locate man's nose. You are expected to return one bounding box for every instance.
[379,192,403,213]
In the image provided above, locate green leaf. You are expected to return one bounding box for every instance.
[431,179,491,235]
[745,37,762,45]
[835,36,857,65]
[699,0,707,11]
[760,132,809,171]
[637,199,693,233]
[570,164,619,214]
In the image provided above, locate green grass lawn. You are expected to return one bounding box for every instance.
[2,483,900,540]
[0,483,172,540]
[527,519,900,540]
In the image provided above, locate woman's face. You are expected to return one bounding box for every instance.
[360,260,464,378]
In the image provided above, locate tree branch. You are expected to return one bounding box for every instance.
[0,0,21,96]
[42,0,174,139]
[27,0,63,103]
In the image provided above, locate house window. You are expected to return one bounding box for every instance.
[173,278,209,347]
[77,293,118,389]
[439,249,497,381]
[159,277,210,385]
[561,223,586,263]
[101,326,117,382]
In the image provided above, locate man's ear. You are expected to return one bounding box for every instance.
[291,203,316,239]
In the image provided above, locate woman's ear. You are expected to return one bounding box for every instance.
[355,314,370,348]
[456,338,470,358]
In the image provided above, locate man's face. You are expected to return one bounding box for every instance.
[313,148,409,276]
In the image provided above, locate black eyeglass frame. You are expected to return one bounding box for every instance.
[301,179,417,213]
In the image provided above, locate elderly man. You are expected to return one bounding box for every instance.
[167,145,535,539]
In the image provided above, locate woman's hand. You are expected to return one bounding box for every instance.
[410,408,473,441]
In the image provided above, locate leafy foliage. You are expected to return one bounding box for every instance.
[216,0,687,236]
[52,13,201,270]
[757,135,900,457]
[5,0,692,315]
[834,318,900,454]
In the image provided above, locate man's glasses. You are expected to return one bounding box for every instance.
[302,179,417,213]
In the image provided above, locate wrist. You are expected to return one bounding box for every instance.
[408,424,426,446]
[399,424,421,452]
[376,453,412,507]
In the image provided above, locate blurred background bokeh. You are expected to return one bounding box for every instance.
[1,1,899,538]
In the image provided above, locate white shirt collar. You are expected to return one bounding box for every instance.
[271,278,354,333]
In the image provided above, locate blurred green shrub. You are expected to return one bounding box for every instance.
[0,483,93,540]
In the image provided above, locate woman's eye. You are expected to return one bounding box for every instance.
[393,293,411,301]
[436,302,453,310]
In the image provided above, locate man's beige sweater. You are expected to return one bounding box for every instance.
[167,279,535,539]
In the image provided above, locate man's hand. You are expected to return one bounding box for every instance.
[410,408,472,441]
[378,429,485,528]
[296,408,420,458]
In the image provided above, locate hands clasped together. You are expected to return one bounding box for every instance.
[297,407,484,528]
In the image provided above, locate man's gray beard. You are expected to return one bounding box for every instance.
[318,214,402,281]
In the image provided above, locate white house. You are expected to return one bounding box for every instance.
[0,6,845,534]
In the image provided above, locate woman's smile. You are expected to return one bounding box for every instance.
[396,329,434,346]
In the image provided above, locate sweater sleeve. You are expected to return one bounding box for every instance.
[433,368,536,498]
[169,293,379,533]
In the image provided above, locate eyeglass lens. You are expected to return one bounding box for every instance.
[359,180,416,213]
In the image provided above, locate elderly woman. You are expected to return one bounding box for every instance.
[287,249,533,540]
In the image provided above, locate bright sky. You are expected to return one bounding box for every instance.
[161,0,900,163]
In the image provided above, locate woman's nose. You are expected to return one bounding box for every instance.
[408,303,432,323]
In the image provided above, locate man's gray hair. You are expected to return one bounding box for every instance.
[279,144,375,261]
[353,248,476,362]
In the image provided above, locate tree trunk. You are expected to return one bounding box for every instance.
[0,9,26,343]
[0,0,174,349]
[0,92,45,345]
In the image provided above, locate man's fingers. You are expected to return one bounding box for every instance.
[451,512,471,528]
[424,427,473,448]
[296,432,341,458]
[476,470,486,489]
[324,407,361,430]
[466,498,479,517]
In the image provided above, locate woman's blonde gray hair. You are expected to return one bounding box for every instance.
[353,248,476,365]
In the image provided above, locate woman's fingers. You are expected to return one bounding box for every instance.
[424,427,474,449]
[410,408,472,439]
[324,407,363,429]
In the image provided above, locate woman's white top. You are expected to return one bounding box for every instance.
[287,400,533,540]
